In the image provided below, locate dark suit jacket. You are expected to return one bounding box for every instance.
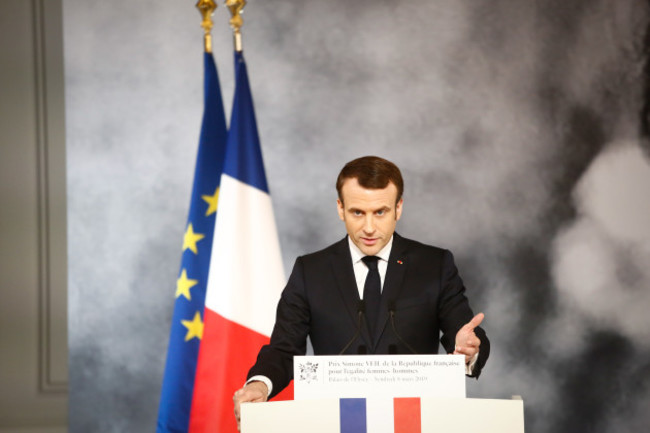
[247,233,490,399]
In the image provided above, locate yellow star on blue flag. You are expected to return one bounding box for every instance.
[181,312,203,342]
[175,269,198,300]
[182,223,205,254]
[201,187,219,216]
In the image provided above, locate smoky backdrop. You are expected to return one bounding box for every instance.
[64,1,650,432]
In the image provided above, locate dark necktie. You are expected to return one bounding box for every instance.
[362,255,381,339]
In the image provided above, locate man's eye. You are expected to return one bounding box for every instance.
[376,210,385,216]
[353,211,362,216]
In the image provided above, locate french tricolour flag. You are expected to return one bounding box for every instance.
[340,398,422,433]
[187,51,292,432]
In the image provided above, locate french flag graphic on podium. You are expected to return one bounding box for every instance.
[188,51,292,433]
[339,398,422,433]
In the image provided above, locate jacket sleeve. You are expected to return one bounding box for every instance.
[437,249,490,378]
[246,257,311,399]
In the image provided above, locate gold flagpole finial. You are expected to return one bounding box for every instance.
[196,0,217,53]
[226,0,246,52]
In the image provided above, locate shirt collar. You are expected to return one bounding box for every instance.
[348,235,393,264]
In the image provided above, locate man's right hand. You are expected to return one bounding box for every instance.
[233,381,269,431]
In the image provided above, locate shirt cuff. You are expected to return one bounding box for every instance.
[465,351,479,375]
[246,375,273,397]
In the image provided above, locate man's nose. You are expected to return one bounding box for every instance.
[363,215,375,233]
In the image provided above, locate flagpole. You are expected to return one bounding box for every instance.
[226,0,246,52]
[197,0,217,53]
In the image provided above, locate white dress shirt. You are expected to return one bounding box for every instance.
[348,235,393,297]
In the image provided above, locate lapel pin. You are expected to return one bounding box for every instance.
[397,260,403,264]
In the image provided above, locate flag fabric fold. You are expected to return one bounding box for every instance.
[156,52,228,433]
[188,50,291,432]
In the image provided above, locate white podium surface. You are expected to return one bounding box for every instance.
[241,397,524,433]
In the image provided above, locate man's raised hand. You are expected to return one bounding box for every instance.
[453,312,484,364]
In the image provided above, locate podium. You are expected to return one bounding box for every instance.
[241,355,524,433]
[242,397,524,433]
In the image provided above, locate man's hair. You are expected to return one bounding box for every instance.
[336,156,404,204]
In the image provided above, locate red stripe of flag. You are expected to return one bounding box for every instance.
[188,309,292,433]
[394,398,421,433]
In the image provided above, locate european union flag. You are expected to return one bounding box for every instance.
[156,52,227,433]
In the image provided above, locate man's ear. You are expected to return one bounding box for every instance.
[395,198,403,221]
[337,199,345,221]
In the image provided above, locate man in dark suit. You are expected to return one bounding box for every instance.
[233,156,489,427]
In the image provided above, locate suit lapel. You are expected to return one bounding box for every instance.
[373,233,408,349]
[329,236,373,349]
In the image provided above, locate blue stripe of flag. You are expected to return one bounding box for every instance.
[222,51,270,193]
[340,398,368,433]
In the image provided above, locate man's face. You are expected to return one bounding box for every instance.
[337,178,403,256]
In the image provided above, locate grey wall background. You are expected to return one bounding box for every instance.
[64,0,650,432]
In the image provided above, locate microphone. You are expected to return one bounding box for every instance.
[339,301,366,355]
[387,300,418,355]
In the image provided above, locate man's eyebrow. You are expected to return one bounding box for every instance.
[347,205,391,213]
